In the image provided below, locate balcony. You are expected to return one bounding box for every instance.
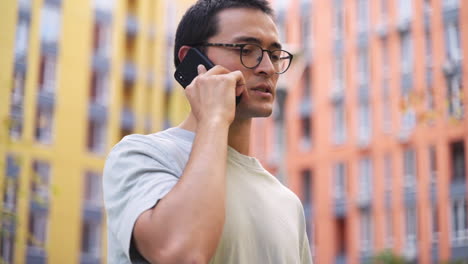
[397,17,411,33]
[334,196,347,218]
[126,15,138,36]
[443,0,459,23]
[357,192,372,209]
[330,87,345,104]
[451,235,468,260]
[299,97,313,117]
[443,58,462,77]
[26,246,47,264]
[404,180,417,206]
[358,84,369,104]
[92,54,110,74]
[375,21,388,39]
[88,102,107,123]
[334,39,344,55]
[37,90,55,110]
[450,180,466,199]
[123,62,137,83]
[94,8,112,24]
[357,32,368,48]
[41,41,58,56]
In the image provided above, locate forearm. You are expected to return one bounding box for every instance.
[135,120,230,263]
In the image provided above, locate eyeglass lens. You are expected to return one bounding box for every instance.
[240,44,290,73]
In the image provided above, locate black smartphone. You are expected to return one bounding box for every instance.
[174,47,242,105]
[174,48,215,88]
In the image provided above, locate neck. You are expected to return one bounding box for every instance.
[178,113,252,155]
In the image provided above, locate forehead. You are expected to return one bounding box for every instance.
[211,8,280,47]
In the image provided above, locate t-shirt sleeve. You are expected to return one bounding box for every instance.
[103,135,180,261]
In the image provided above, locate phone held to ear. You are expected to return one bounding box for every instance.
[174,47,242,105]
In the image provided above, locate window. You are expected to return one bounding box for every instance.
[451,141,466,182]
[400,32,413,77]
[334,56,345,91]
[383,154,392,193]
[451,199,468,245]
[10,72,26,139]
[357,49,369,86]
[31,161,50,206]
[94,0,114,11]
[0,221,15,263]
[360,210,373,253]
[385,208,393,247]
[15,20,30,59]
[431,205,439,243]
[398,0,412,21]
[300,1,311,49]
[444,0,459,9]
[333,102,347,144]
[301,169,313,238]
[38,54,57,93]
[444,21,462,62]
[381,40,391,133]
[81,220,102,259]
[93,22,111,57]
[81,171,103,261]
[403,148,417,189]
[90,71,109,105]
[380,0,387,19]
[359,158,372,199]
[35,105,54,144]
[334,163,346,199]
[83,172,103,207]
[357,0,369,33]
[40,4,61,45]
[1,155,20,263]
[87,119,106,154]
[429,146,437,185]
[404,206,418,255]
[28,161,50,253]
[3,156,20,213]
[447,75,463,119]
[358,103,371,145]
[333,0,344,39]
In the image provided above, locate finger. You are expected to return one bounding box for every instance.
[229,71,245,97]
[197,64,207,75]
[204,65,231,76]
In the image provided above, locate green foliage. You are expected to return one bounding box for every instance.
[371,250,406,264]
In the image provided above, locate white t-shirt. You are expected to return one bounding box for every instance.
[103,127,312,264]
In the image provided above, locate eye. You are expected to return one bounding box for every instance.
[240,47,253,56]
[270,54,280,62]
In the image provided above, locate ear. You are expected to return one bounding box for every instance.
[178,45,192,62]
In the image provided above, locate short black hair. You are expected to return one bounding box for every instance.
[174,0,274,67]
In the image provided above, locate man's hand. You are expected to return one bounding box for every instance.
[185,65,245,126]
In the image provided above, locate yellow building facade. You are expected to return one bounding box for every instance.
[0,0,194,263]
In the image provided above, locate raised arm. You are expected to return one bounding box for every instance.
[133,65,245,264]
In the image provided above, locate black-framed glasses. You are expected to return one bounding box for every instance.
[198,43,293,74]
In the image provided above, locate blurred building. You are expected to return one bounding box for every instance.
[0,0,193,263]
[252,0,467,263]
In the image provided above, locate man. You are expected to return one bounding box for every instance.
[103,0,312,263]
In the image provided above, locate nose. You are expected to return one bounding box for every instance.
[254,51,276,76]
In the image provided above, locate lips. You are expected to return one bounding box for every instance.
[251,84,272,94]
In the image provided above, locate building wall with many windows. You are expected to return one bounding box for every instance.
[0,0,192,262]
[253,0,467,263]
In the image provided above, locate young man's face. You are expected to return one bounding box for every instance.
[205,8,281,119]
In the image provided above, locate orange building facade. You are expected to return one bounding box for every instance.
[251,0,467,263]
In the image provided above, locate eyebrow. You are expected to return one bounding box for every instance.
[232,36,282,50]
